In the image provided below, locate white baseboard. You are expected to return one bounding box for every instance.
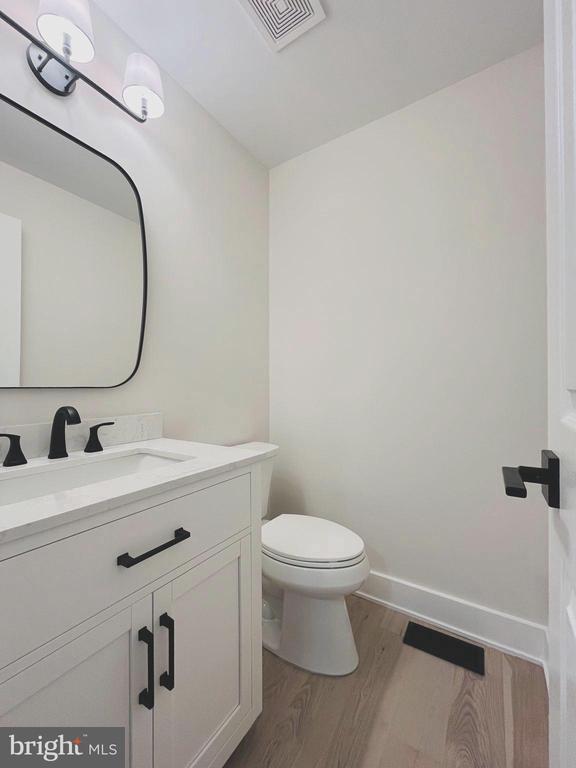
[357,570,548,666]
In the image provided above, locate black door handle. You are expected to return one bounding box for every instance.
[159,613,175,691]
[138,626,154,710]
[502,449,560,509]
[117,528,191,568]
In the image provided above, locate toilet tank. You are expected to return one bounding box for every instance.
[236,443,276,518]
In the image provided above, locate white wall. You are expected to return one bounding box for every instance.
[0,0,268,443]
[270,47,547,645]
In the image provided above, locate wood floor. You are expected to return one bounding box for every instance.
[226,596,548,768]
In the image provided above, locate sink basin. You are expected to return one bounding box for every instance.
[0,451,189,506]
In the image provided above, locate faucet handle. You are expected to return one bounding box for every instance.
[84,422,115,453]
[0,434,27,467]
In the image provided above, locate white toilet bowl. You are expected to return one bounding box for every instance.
[261,514,370,676]
[236,444,369,676]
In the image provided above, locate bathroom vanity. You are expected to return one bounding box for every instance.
[0,437,276,768]
[0,85,275,767]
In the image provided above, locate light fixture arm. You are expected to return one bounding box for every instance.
[0,9,146,123]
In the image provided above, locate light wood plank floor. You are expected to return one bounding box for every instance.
[226,596,548,768]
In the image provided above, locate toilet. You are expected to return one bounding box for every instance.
[261,514,370,676]
[241,443,369,676]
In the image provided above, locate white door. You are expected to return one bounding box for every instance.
[546,0,576,764]
[154,539,252,768]
[0,599,153,768]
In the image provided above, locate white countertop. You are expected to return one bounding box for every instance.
[0,438,277,545]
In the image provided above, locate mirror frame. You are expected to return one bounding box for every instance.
[0,92,148,389]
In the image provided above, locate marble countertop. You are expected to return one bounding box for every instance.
[0,438,278,545]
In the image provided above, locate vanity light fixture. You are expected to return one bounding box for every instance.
[0,3,164,123]
[123,53,165,120]
[27,0,94,98]
[36,0,95,63]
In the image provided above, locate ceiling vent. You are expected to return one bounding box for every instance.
[238,0,326,51]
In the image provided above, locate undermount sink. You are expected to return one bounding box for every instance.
[0,451,189,507]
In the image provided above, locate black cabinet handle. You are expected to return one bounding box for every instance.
[138,626,154,710]
[117,528,191,568]
[159,613,175,691]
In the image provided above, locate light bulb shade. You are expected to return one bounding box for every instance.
[37,0,95,62]
[123,53,165,119]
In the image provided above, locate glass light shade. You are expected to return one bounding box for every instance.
[37,0,95,63]
[123,53,165,119]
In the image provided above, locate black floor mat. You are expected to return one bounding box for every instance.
[403,621,485,675]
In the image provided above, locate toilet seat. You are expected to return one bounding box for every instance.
[262,515,365,570]
[262,549,366,569]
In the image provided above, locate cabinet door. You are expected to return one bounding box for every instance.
[0,597,153,768]
[154,539,252,768]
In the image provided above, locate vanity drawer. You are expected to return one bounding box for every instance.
[0,474,250,670]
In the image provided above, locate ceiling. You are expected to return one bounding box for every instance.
[93,0,543,167]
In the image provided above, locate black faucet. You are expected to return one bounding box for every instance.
[48,406,81,459]
[0,434,27,467]
[85,422,115,453]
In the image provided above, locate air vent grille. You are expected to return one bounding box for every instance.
[252,0,313,41]
[238,0,326,51]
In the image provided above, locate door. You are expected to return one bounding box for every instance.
[0,598,153,768]
[546,0,576,764]
[154,539,252,768]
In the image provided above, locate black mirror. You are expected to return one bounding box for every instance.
[0,93,147,388]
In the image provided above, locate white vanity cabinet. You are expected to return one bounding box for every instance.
[153,539,252,768]
[0,462,264,768]
[0,600,153,766]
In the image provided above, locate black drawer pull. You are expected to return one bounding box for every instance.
[138,626,154,710]
[117,528,191,568]
[159,613,175,691]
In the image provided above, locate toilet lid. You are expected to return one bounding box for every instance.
[262,515,365,565]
